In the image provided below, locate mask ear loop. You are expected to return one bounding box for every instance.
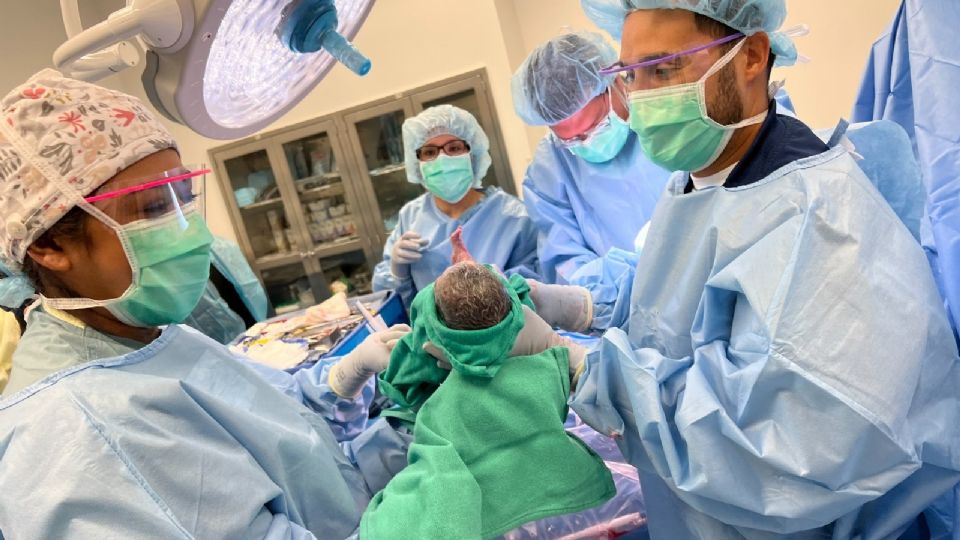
[697,37,747,84]
[696,38,775,131]
[695,39,764,126]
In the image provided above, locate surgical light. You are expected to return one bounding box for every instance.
[54,0,374,140]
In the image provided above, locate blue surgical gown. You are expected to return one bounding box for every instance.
[522,131,670,330]
[0,309,377,539]
[852,0,960,330]
[571,144,960,539]
[853,6,960,530]
[372,187,540,308]
[183,281,248,344]
[210,236,270,322]
[183,237,270,344]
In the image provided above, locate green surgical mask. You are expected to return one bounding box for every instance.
[420,154,476,203]
[106,209,214,327]
[627,40,766,173]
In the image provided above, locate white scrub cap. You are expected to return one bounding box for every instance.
[580,0,799,67]
[511,31,619,126]
[402,105,491,186]
[0,69,176,271]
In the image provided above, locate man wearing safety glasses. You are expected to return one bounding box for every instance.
[537,1,960,538]
[511,31,672,333]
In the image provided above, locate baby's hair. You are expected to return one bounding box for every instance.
[434,263,510,330]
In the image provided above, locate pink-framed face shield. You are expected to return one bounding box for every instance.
[83,165,209,226]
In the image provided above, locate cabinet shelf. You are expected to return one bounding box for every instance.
[300,183,345,199]
[240,197,284,211]
[255,252,302,269]
[295,171,342,185]
[368,163,405,177]
[312,237,363,257]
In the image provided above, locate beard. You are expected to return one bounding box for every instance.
[707,62,744,126]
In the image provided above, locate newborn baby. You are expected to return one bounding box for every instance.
[434,262,509,331]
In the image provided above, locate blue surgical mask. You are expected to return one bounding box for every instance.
[419,154,476,203]
[568,110,631,163]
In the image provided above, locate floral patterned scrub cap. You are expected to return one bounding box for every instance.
[0,69,177,271]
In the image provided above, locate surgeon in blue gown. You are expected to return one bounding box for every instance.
[372,105,539,308]
[851,1,960,533]
[0,70,409,539]
[511,31,671,332]
[852,0,960,332]
[513,1,960,539]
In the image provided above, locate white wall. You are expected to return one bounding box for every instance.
[2,0,902,243]
[773,0,901,128]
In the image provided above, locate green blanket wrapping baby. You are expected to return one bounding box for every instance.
[363,265,614,539]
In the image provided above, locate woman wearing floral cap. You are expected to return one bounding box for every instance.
[0,70,411,539]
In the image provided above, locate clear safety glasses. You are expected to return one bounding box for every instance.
[83,165,209,227]
[599,33,745,91]
[554,90,618,148]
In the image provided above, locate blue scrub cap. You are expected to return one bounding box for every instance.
[402,105,491,186]
[511,31,619,126]
[580,0,798,67]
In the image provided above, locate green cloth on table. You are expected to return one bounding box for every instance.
[364,271,614,539]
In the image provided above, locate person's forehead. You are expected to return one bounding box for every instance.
[620,9,705,62]
[550,93,607,138]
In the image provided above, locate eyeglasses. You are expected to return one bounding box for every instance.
[416,140,471,161]
[599,33,745,91]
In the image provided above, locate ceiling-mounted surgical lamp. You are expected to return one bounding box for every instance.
[54,0,375,139]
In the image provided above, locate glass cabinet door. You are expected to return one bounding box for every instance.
[281,132,363,251]
[309,248,373,299]
[223,149,301,261]
[346,104,423,237]
[260,261,316,315]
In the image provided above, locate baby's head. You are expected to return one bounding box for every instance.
[434,263,510,330]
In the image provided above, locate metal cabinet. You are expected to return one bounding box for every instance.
[211,69,512,314]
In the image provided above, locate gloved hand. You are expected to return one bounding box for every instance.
[511,305,587,379]
[526,279,593,333]
[329,324,411,398]
[390,232,428,279]
[424,306,587,379]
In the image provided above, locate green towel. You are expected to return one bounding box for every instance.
[378,272,534,411]
[364,271,614,539]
